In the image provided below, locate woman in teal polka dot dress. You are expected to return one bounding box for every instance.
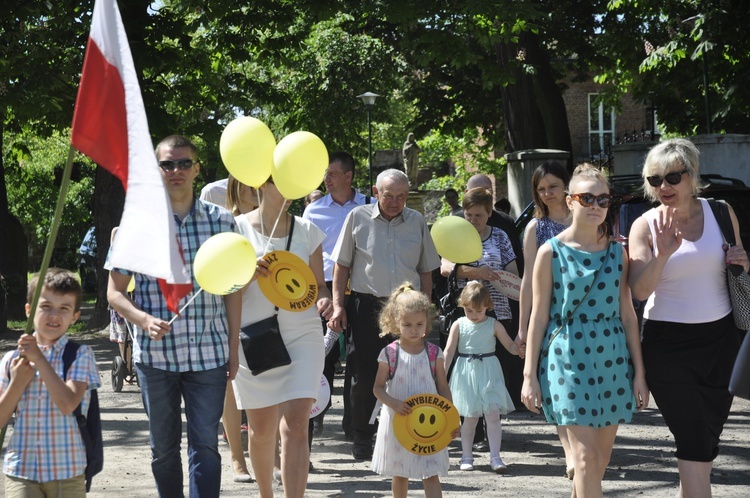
[521,164,649,498]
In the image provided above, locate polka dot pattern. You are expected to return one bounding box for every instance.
[539,238,635,428]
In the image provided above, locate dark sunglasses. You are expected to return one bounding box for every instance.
[158,159,195,171]
[570,192,613,208]
[646,169,688,187]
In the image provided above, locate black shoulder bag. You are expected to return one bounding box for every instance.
[240,218,295,375]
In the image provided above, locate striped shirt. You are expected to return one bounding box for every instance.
[0,334,100,483]
[113,198,237,371]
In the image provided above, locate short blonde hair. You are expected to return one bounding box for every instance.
[378,283,435,338]
[642,138,703,202]
[457,281,493,310]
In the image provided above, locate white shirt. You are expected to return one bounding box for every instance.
[200,178,228,208]
[643,198,731,323]
[302,189,370,281]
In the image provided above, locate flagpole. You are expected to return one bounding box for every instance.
[2,145,77,453]
[24,146,78,335]
[167,289,203,325]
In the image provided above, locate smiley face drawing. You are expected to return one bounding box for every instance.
[275,267,306,300]
[258,250,318,312]
[393,394,459,455]
[407,406,444,440]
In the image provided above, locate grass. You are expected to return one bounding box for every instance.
[7,292,98,334]
[8,320,88,334]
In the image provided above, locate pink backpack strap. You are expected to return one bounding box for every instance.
[425,340,438,379]
[386,341,399,379]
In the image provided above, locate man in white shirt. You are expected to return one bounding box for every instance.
[199,178,228,207]
[302,152,370,438]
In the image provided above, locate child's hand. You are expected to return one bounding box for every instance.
[450,426,461,439]
[507,342,519,356]
[17,334,42,362]
[514,333,527,359]
[9,356,35,387]
[389,400,412,416]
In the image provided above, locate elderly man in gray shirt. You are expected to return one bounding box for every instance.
[329,168,440,460]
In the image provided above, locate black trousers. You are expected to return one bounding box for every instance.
[345,292,388,446]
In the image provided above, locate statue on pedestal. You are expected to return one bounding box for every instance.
[402,132,420,190]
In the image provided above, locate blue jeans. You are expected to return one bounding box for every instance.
[137,363,227,498]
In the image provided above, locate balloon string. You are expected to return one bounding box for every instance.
[168,288,203,325]
[261,198,286,255]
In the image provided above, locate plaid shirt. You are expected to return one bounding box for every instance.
[0,334,100,483]
[114,198,237,372]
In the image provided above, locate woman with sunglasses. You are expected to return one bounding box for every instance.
[522,164,648,498]
[516,161,574,478]
[628,138,748,498]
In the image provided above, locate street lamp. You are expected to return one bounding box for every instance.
[357,92,379,193]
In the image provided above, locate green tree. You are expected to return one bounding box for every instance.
[597,0,750,136]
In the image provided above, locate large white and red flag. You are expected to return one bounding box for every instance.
[71,0,192,313]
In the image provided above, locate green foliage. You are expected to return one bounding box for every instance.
[596,0,750,135]
[4,131,94,270]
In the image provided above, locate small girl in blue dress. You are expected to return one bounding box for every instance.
[444,281,518,473]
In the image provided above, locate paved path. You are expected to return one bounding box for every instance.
[2,330,749,497]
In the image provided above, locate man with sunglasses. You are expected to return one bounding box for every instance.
[108,135,241,498]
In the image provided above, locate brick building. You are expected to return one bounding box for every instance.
[562,78,653,165]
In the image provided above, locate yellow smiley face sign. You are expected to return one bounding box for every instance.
[257,250,318,312]
[393,393,459,455]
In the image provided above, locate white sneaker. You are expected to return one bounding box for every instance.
[459,458,474,471]
[490,456,507,474]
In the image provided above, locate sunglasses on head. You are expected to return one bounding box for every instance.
[646,169,688,187]
[158,159,195,172]
[570,192,613,208]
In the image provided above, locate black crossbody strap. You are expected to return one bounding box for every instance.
[542,242,611,354]
[271,216,296,315]
[708,199,736,246]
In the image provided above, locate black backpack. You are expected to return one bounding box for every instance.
[62,341,104,492]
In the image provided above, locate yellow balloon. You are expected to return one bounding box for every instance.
[430,216,482,263]
[194,233,257,295]
[220,117,276,188]
[271,131,328,200]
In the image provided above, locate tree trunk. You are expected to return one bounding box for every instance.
[0,120,29,326]
[498,31,573,165]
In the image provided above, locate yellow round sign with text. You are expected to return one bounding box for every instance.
[393,393,459,455]
[257,250,318,312]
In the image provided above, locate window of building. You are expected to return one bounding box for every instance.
[588,94,615,156]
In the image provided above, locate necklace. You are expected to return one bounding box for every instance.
[259,212,289,251]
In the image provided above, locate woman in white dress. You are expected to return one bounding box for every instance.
[232,177,333,498]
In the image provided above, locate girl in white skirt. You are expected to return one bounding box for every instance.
[372,284,457,498]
